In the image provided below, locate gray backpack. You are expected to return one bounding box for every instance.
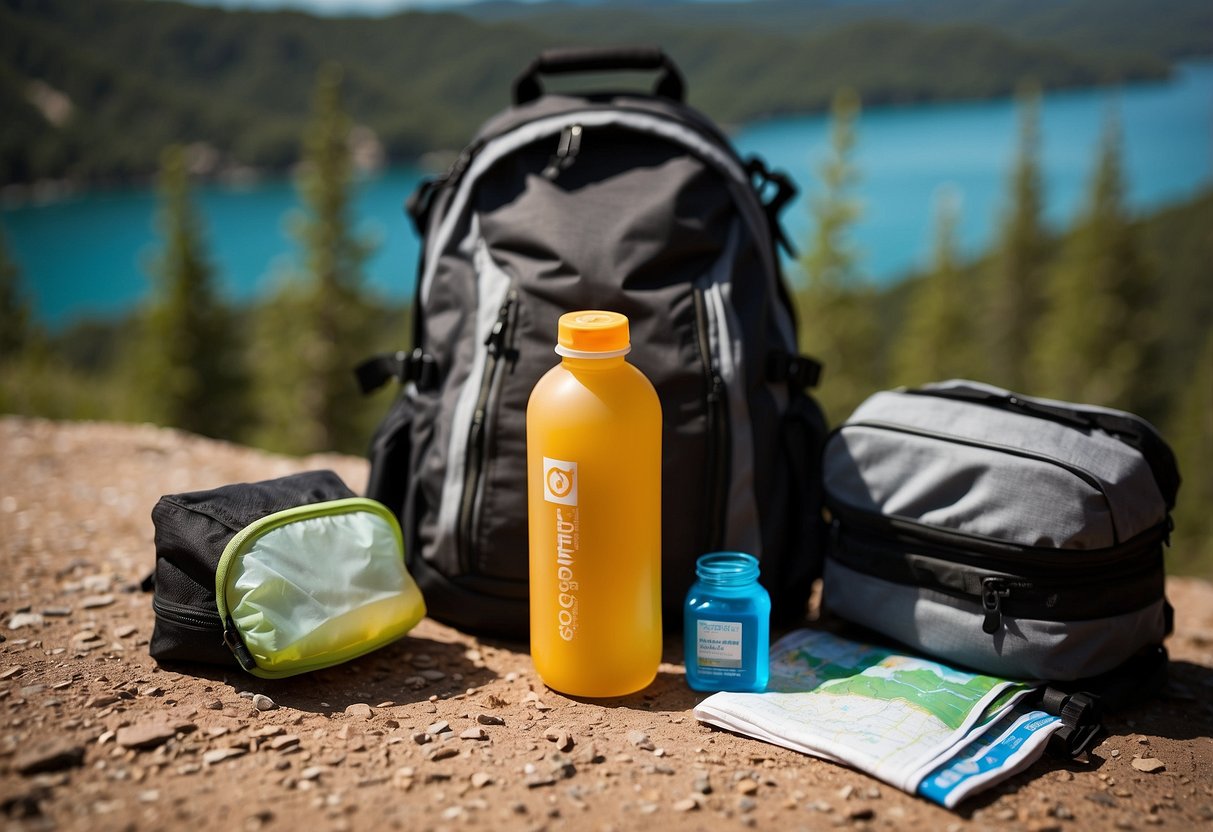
[359,47,827,638]
[822,380,1179,684]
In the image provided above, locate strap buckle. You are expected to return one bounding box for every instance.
[767,351,822,390]
[355,348,438,395]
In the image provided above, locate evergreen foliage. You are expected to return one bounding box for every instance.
[798,89,882,424]
[1031,110,1158,413]
[0,226,30,359]
[127,144,249,440]
[891,187,980,386]
[252,63,379,456]
[984,85,1048,390]
[1168,332,1213,577]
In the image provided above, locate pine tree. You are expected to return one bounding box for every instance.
[892,186,978,385]
[0,227,31,361]
[252,63,376,455]
[1031,109,1158,412]
[985,84,1048,391]
[129,144,247,439]
[797,88,881,423]
[1167,329,1213,577]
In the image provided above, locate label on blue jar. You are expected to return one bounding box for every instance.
[696,620,743,669]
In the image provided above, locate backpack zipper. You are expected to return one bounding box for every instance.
[694,287,730,551]
[151,596,223,632]
[829,512,1167,635]
[542,124,583,180]
[458,289,519,572]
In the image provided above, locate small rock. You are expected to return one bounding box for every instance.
[737,797,757,813]
[13,741,86,775]
[86,694,120,708]
[116,723,180,750]
[204,700,223,710]
[545,730,574,752]
[114,625,138,638]
[7,613,43,629]
[252,694,277,712]
[427,720,451,736]
[1052,804,1075,820]
[672,797,699,812]
[471,772,493,788]
[477,713,505,726]
[692,772,712,795]
[847,807,876,821]
[838,784,855,800]
[80,594,115,609]
[42,607,73,617]
[269,735,300,751]
[0,666,23,680]
[525,772,557,788]
[249,725,285,738]
[300,766,326,780]
[1132,757,1166,773]
[344,703,373,719]
[460,727,487,741]
[627,730,655,751]
[139,686,163,697]
[412,732,432,745]
[203,747,247,765]
[410,653,436,668]
[737,779,759,796]
[428,747,459,762]
[419,669,446,681]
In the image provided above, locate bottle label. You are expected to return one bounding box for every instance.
[696,620,743,668]
[545,457,581,642]
[543,457,578,506]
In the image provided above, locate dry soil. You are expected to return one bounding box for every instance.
[1,416,1211,832]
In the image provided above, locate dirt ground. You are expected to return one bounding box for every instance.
[1,415,1211,832]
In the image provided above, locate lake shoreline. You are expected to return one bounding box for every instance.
[4,60,1210,331]
[0,60,1193,211]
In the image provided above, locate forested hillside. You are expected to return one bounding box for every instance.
[0,0,1191,186]
[470,0,1213,60]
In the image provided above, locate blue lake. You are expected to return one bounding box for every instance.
[4,61,1211,330]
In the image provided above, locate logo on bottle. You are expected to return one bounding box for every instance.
[543,457,578,505]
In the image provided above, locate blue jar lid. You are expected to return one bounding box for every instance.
[695,551,760,585]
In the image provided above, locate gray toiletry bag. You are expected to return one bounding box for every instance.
[821,380,1179,681]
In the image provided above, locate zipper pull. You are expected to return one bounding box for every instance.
[223,617,258,672]
[981,578,1011,635]
[484,293,515,357]
[542,124,583,180]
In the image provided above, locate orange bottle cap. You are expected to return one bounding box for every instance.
[555,311,631,359]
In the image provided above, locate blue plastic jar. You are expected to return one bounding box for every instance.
[683,552,770,692]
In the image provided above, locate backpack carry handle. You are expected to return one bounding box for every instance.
[513,46,686,105]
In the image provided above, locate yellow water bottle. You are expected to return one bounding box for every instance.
[527,310,662,697]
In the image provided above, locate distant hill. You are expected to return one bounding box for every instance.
[466,0,1213,60]
[0,0,1189,186]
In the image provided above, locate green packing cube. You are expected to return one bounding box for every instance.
[147,470,426,678]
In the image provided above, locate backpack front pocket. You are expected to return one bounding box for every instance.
[215,498,425,678]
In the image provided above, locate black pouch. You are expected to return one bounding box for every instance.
[146,470,425,678]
